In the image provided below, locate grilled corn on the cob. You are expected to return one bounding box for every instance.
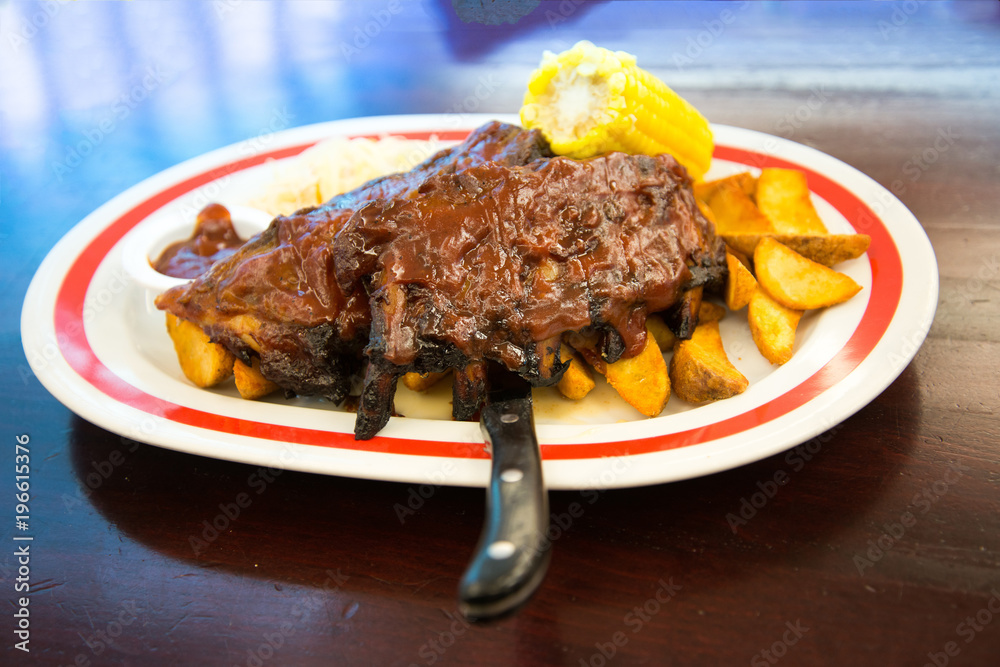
[520,40,713,180]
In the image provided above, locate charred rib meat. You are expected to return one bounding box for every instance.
[157,122,726,440]
[334,152,726,438]
[155,122,552,404]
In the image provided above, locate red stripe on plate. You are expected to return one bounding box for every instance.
[53,133,902,461]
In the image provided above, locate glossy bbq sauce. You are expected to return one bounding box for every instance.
[153,203,245,279]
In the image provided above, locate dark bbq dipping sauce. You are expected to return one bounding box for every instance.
[153,203,246,279]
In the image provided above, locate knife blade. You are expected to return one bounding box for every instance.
[458,366,550,620]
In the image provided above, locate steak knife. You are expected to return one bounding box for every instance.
[458,368,550,620]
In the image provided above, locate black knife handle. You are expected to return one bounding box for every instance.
[458,396,550,620]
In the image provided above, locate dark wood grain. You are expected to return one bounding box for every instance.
[3,2,1000,666]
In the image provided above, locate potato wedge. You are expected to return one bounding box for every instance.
[603,330,670,417]
[165,312,236,388]
[722,233,871,267]
[698,300,726,324]
[748,287,803,365]
[725,244,752,271]
[401,371,450,392]
[754,238,862,310]
[234,357,279,400]
[563,330,603,371]
[556,344,596,401]
[645,315,676,352]
[696,199,717,227]
[694,172,757,203]
[756,168,827,234]
[704,180,773,235]
[648,303,720,352]
[669,320,748,404]
[725,252,757,311]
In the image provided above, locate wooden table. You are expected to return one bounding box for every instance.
[3,2,999,665]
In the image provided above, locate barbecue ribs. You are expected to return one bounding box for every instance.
[155,121,552,405]
[334,151,725,437]
[156,122,726,440]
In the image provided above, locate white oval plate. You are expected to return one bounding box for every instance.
[21,114,937,490]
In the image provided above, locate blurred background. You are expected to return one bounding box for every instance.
[2,0,997,249]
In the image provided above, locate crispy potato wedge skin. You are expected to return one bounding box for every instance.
[234,357,279,400]
[604,329,669,417]
[725,252,757,311]
[400,371,450,392]
[756,168,827,234]
[165,313,236,388]
[669,320,748,404]
[754,238,862,310]
[748,287,803,365]
[556,344,596,401]
[723,233,871,267]
[704,181,773,234]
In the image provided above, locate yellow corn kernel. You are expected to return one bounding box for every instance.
[520,40,713,180]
